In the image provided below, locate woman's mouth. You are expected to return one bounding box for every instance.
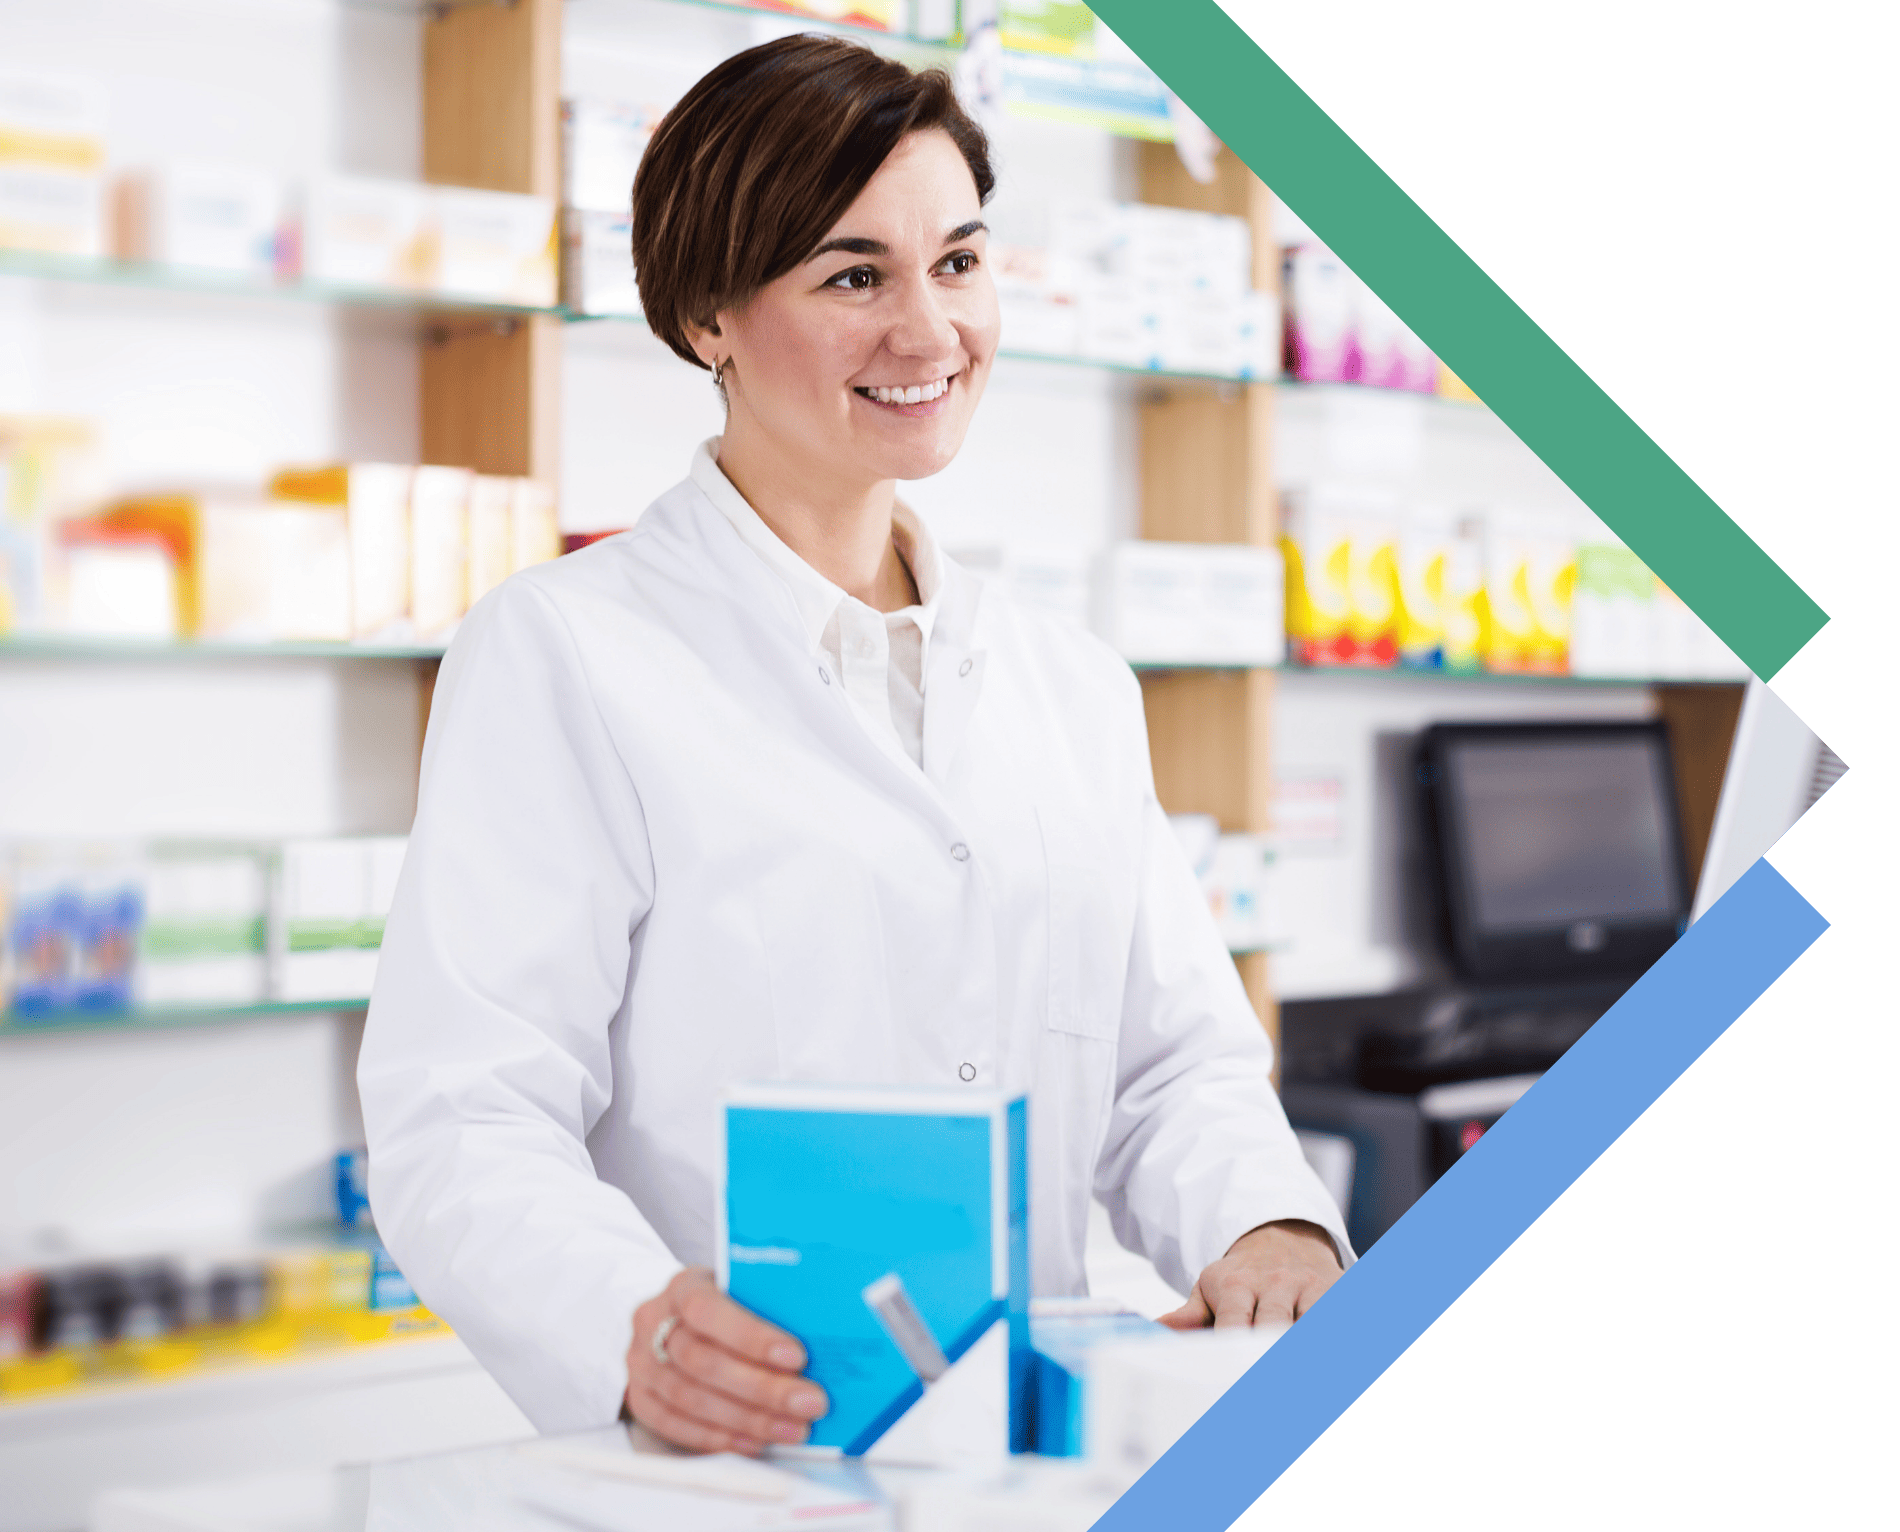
[853,375,953,416]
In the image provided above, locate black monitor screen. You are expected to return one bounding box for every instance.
[1445,735,1683,934]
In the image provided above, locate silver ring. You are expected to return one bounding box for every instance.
[651,1315,680,1366]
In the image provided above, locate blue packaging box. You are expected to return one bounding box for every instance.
[719,1084,1030,1462]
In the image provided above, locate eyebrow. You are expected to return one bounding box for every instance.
[806,220,989,262]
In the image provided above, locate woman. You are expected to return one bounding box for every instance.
[359,35,1349,1457]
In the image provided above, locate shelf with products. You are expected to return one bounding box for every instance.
[0,632,1746,691]
[0,1308,451,1414]
[564,0,957,47]
[2,835,402,1043]
[0,1329,471,1426]
[558,0,1179,141]
[1133,662,1744,689]
[351,0,948,43]
[4,253,1494,405]
[0,249,567,322]
[0,635,446,662]
[0,999,369,1041]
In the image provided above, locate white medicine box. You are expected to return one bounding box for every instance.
[299,175,433,291]
[115,163,285,277]
[273,837,407,1003]
[1095,541,1286,668]
[0,69,107,257]
[433,187,558,308]
[561,97,663,213]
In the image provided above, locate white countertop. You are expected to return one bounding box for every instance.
[90,1424,1126,1532]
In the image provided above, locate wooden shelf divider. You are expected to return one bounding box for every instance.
[419,0,564,485]
[1135,141,1284,1060]
[415,0,564,748]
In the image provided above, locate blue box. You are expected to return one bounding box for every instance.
[719,1084,1030,1461]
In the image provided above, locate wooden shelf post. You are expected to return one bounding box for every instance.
[1654,682,1747,890]
[419,0,564,483]
[1135,142,1283,1056]
[414,0,564,752]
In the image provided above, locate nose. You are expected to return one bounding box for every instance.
[884,272,962,363]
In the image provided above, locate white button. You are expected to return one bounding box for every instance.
[950,842,970,862]
[818,665,831,685]
[958,1063,977,1082]
[958,658,973,677]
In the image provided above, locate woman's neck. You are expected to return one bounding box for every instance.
[715,420,918,612]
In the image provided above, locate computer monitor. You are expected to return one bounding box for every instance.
[1416,720,1691,983]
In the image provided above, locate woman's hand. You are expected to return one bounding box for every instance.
[624,1267,830,1454]
[1158,1220,1343,1329]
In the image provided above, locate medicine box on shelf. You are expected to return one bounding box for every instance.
[1095,541,1285,668]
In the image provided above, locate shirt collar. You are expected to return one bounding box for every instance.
[690,436,943,649]
[890,499,942,645]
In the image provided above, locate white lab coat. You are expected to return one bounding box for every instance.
[358,468,1353,1434]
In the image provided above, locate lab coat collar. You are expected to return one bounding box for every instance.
[668,455,986,791]
[689,438,943,653]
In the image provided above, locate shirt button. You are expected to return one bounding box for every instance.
[818,664,831,685]
[959,1063,977,1082]
[950,842,970,862]
[958,658,973,677]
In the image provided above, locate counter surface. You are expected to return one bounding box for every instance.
[90,1422,1124,1532]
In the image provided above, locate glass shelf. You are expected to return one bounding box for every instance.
[1132,662,1745,690]
[6,254,1495,404]
[0,635,445,661]
[0,249,564,322]
[570,308,1286,387]
[0,999,370,1040]
[565,0,955,48]
[1,637,1746,688]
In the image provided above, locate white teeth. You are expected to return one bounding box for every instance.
[864,378,949,405]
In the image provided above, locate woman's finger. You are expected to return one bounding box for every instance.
[626,1384,759,1455]
[1209,1271,1259,1328]
[674,1274,808,1371]
[650,1354,811,1446]
[667,1324,829,1427]
[1156,1280,1213,1331]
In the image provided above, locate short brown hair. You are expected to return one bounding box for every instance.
[631,35,994,370]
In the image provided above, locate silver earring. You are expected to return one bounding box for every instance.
[712,357,726,389]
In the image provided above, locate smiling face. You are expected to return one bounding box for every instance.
[697,129,1000,494]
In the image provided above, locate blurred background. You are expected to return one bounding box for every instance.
[0,1,1828,1527]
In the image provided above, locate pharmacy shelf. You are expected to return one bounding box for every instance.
[0,636,1744,690]
[0,636,444,661]
[0,1331,470,1433]
[571,307,1285,386]
[572,307,1489,401]
[563,0,954,47]
[0,249,563,322]
[1274,663,1745,689]
[1277,376,1488,412]
[345,0,944,42]
[563,0,1179,141]
[1130,662,1746,690]
[0,999,369,1041]
[6,254,1492,401]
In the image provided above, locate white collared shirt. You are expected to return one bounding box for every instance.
[690,439,940,769]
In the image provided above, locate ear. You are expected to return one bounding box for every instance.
[685,316,725,371]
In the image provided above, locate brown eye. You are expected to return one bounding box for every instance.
[827,266,879,292]
[941,251,978,276]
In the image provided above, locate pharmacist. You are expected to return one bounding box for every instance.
[359,36,1352,1456]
